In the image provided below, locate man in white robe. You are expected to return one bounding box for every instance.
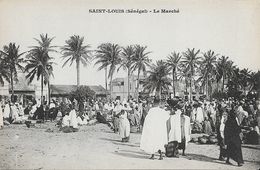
[140,98,169,160]
[196,103,204,123]
[167,101,191,157]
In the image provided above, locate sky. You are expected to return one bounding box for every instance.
[0,0,260,87]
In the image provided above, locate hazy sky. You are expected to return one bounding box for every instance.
[0,0,260,87]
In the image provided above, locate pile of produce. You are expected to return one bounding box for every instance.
[190,134,218,144]
[191,121,203,133]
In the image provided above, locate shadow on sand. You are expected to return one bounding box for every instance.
[99,137,139,147]
[99,137,121,142]
[242,145,260,150]
[113,149,150,159]
[184,153,233,166]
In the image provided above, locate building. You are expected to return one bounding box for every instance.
[110,75,206,101]
[110,75,146,100]
[0,71,48,105]
[50,84,107,98]
[0,71,107,104]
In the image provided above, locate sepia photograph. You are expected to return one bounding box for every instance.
[0,0,260,169]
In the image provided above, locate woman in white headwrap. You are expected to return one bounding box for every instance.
[118,107,131,142]
[3,102,10,121]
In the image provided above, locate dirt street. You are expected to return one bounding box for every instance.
[0,122,259,169]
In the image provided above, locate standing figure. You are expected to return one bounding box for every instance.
[0,103,3,129]
[140,98,169,160]
[167,101,190,157]
[224,109,244,167]
[118,108,130,142]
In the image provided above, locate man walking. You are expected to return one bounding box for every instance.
[140,98,169,160]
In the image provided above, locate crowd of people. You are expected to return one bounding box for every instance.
[0,95,260,167]
[139,96,260,167]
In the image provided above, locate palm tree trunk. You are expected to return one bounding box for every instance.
[216,80,219,92]
[222,74,225,92]
[10,70,14,102]
[105,67,108,99]
[127,69,130,100]
[110,76,113,100]
[172,68,175,97]
[159,86,162,102]
[136,69,140,100]
[189,77,192,102]
[206,76,209,99]
[76,59,80,86]
[48,80,50,105]
[41,74,43,105]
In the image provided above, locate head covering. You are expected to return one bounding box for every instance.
[167,98,178,108]
[176,101,184,109]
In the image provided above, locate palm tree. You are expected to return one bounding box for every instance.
[198,50,217,99]
[216,56,229,92]
[117,45,135,100]
[61,35,92,86]
[181,48,201,102]
[0,54,10,85]
[166,52,182,97]
[0,43,26,102]
[239,68,252,95]
[95,43,121,99]
[131,45,151,100]
[143,60,171,101]
[25,34,56,104]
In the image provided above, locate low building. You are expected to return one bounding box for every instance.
[50,84,107,99]
[0,71,48,105]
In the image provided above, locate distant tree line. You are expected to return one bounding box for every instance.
[0,34,259,103]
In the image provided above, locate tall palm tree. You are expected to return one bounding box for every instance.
[143,60,171,101]
[131,45,151,100]
[166,52,182,97]
[0,43,26,102]
[117,45,135,100]
[25,34,56,104]
[95,43,121,99]
[0,54,10,85]
[239,68,251,95]
[198,50,217,99]
[61,35,92,86]
[216,56,229,92]
[181,48,201,102]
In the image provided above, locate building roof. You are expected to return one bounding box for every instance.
[50,84,107,96]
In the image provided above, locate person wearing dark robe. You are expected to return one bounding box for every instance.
[224,109,244,167]
[216,105,228,161]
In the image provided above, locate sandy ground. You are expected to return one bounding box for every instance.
[0,122,260,169]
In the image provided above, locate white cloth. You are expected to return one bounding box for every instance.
[18,105,24,116]
[168,110,191,145]
[118,111,130,138]
[3,104,10,118]
[168,110,182,143]
[49,103,55,109]
[69,109,78,128]
[77,116,83,125]
[140,106,170,154]
[62,115,70,127]
[196,107,204,123]
[0,105,3,127]
[11,105,19,121]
